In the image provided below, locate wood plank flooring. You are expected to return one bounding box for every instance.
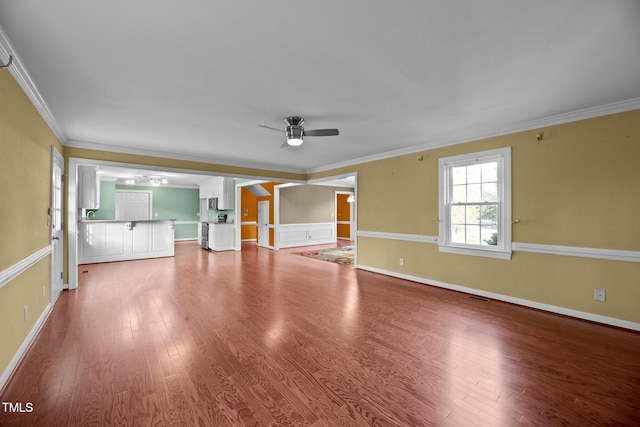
[1,241,639,426]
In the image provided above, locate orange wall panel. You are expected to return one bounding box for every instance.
[337,223,351,239]
[336,193,351,221]
[240,187,258,222]
[241,224,257,240]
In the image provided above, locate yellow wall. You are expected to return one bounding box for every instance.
[0,71,63,373]
[310,109,640,323]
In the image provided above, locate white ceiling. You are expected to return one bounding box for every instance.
[1,1,639,175]
[93,164,215,187]
[91,164,355,188]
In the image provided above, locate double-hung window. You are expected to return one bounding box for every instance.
[438,147,512,259]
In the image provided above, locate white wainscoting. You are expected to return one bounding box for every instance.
[278,222,336,249]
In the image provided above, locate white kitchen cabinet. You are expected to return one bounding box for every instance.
[199,177,235,210]
[78,165,100,209]
[200,180,213,200]
[218,178,235,210]
[78,220,175,264]
[208,223,234,251]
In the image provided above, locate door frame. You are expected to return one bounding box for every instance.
[306,172,358,264]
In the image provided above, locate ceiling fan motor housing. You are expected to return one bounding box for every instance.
[285,125,304,143]
[284,116,304,127]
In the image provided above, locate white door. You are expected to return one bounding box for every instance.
[50,148,64,302]
[257,201,269,247]
[129,192,151,220]
[115,190,152,220]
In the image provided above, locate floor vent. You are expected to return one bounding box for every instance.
[468,295,491,303]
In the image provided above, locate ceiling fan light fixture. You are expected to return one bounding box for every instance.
[286,125,304,146]
[258,116,338,148]
[147,176,168,186]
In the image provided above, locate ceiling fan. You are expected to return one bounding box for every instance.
[258,116,339,147]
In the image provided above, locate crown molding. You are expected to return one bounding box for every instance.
[0,24,67,144]
[307,97,640,174]
[66,139,307,176]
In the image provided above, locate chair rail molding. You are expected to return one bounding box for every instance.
[357,230,640,263]
[0,246,51,290]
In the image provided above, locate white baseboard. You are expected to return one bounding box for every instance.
[0,297,58,393]
[356,264,640,332]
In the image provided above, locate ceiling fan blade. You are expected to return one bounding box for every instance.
[257,125,284,133]
[303,129,339,137]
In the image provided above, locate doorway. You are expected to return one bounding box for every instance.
[50,147,64,302]
[335,191,355,241]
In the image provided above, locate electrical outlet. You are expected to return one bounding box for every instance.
[42,286,46,298]
[399,258,404,266]
[594,289,606,301]
[24,305,28,321]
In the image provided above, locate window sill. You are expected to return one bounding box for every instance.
[438,244,512,260]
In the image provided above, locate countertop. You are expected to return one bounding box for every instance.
[201,221,234,225]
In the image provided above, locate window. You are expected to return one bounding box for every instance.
[438,147,511,259]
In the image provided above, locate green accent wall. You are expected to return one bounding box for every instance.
[89,181,116,220]
[88,182,199,240]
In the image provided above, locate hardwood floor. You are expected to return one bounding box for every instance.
[1,241,639,426]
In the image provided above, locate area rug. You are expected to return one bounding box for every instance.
[293,246,354,265]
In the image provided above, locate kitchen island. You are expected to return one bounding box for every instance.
[78,219,175,264]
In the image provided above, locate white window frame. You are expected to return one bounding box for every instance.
[438,147,512,260]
